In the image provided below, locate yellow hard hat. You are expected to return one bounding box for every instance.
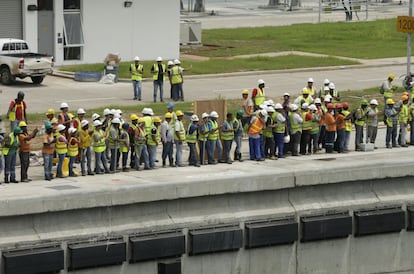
[51,118,58,124]
[130,114,138,121]
[242,89,249,95]
[302,88,310,95]
[164,112,172,119]
[138,117,145,123]
[403,91,409,96]
[68,113,74,119]
[176,110,184,116]
[386,98,395,105]
[18,121,27,127]
[401,95,409,101]
[45,108,55,115]
[153,116,161,123]
[388,73,395,80]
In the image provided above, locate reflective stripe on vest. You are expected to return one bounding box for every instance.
[198,123,208,141]
[254,88,265,106]
[302,112,312,131]
[56,134,67,154]
[170,66,183,84]
[3,133,18,155]
[135,127,147,145]
[152,63,166,80]
[221,120,234,140]
[247,117,264,135]
[354,108,366,127]
[131,63,143,81]
[67,137,78,157]
[207,120,219,140]
[275,115,286,134]
[399,104,409,123]
[342,110,353,131]
[310,113,319,134]
[147,126,160,146]
[186,124,197,143]
[174,121,186,141]
[289,113,301,134]
[93,129,106,153]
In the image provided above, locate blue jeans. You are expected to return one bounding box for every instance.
[336,128,345,152]
[147,145,157,168]
[153,80,164,102]
[132,80,142,100]
[43,153,53,179]
[355,124,364,150]
[325,131,335,153]
[69,155,76,175]
[223,139,233,162]
[344,130,351,151]
[198,140,206,164]
[162,141,174,164]
[206,139,222,163]
[109,148,119,172]
[4,153,16,181]
[94,151,109,173]
[309,132,318,153]
[234,134,242,154]
[57,153,66,177]
[274,132,285,158]
[134,144,149,169]
[175,140,183,165]
[386,125,398,146]
[249,137,262,160]
[80,147,92,174]
[188,142,198,165]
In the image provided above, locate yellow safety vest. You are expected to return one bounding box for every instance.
[354,108,366,127]
[152,63,166,80]
[207,120,219,140]
[130,63,143,81]
[221,120,234,140]
[120,129,129,152]
[56,134,67,155]
[342,110,352,132]
[263,117,273,138]
[3,133,18,156]
[302,112,312,131]
[93,129,106,153]
[67,137,79,157]
[186,124,198,143]
[147,126,160,146]
[254,88,265,106]
[174,120,186,141]
[198,123,208,141]
[399,104,409,124]
[170,66,183,84]
[289,112,302,134]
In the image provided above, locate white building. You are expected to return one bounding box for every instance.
[0,0,180,65]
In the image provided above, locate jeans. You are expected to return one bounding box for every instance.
[188,142,198,165]
[109,148,119,172]
[325,131,335,153]
[309,132,319,153]
[319,125,326,149]
[336,128,345,153]
[355,124,364,150]
[4,153,16,181]
[399,123,407,145]
[94,151,109,173]
[175,140,183,165]
[80,147,92,174]
[147,145,157,168]
[69,156,76,175]
[132,80,142,100]
[249,137,262,160]
[19,151,30,180]
[300,130,311,155]
[264,136,275,157]
[121,151,128,169]
[274,132,285,158]
[290,131,301,156]
[153,80,164,102]
[386,125,398,146]
[57,153,66,177]
[206,139,223,163]
[162,141,174,165]
[344,130,351,151]
[135,144,149,169]
[223,139,233,162]
[198,140,206,164]
[43,153,53,179]
[171,83,184,101]
[366,126,378,144]
[234,134,242,154]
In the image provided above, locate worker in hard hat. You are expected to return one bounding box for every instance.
[18,121,38,182]
[241,89,253,127]
[328,82,340,102]
[252,79,266,111]
[42,122,56,180]
[308,104,320,154]
[398,95,410,147]
[272,103,287,158]
[55,124,68,178]
[384,98,399,148]
[334,103,345,153]
[147,116,161,169]
[7,91,27,131]
[221,113,235,164]
[288,104,303,156]
[174,110,186,167]
[169,59,184,101]
[151,57,166,103]
[366,99,380,148]
[58,102,72,138]
[354,100,368,151]
[248,109,267,161]
[318,79,330,98]
[4,127,22,183]
[130,56,143,101]
[380,73,397,103]
[161,113,175,167]
[299,103,313,155]
[294,88,314,108]
[341,102,352,152]
[410,97,414,145]
[92,120,109,174]
[133,118,150,171]
[198,113,210,165]
[322,103,336,153]
[206,111,223,164]
[78,120,94,175]
[302,78,316,97]
[233,110,244,162]
[108,118,121,172]
[67,127,79,177]
[187,114,200,167]
[119,123,130,172]
[263,106,276,160]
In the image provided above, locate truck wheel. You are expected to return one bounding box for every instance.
[31,76,44,84]
[0,67,13,85]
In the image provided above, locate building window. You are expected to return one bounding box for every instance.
[63,0,83,60]
[64,0,80,10]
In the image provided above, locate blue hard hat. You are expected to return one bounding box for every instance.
[167,102,174,109]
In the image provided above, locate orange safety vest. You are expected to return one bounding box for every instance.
[248,117,264,135]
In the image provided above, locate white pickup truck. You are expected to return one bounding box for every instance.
[0,38,54,85]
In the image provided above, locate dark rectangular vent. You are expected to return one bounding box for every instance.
[355,207,405,236]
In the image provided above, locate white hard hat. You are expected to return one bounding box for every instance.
[110,109,116,115]
[324,94,332,102]
[57,124,66,131]
[328,82,335,89]
[92,113,100,120]
[258,79,265,85]
[81,119,89,128]
[202,112,209,119]
[156,56,162,62]
[314,98,322,104]
[77,108,86,115]
[324,86,330,91]
[260,109,268,116]
[283,92,290,97]
[111,118,121,124]
[259,103,266,110]
[134,56,140,61]
[267,99,274,106]
[190,114,199,122]
[290,104,298,111]
[93,120,102,127]
[167,60,174,66]
[174,59,181,65]
[117,109,123,115]
[103,108,110,116]
[309,104,317,111]
[113,113,121,119]
[266,106,275,113]
[148,108,154,116]
[60,102,69,109]
[274,103,283,110]
[210,111,219,118]
[68,127,77,134]
[308,77,314,83]
[370,99,378,105]
[301,103,309,109]
[142,108,149,115]
[324,79,330,84]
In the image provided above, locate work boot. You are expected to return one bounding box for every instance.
[162,160,166,168]
[234,152,238,161]
[238,153,243,162]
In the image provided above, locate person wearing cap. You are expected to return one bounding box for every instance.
[108,118,122,172]
[206,111,223,164]
[18,121,38,182]
[381,73,397,104]
[78,119,94,176]
[247,109,267,161]
[169,59,184,101]
[328,82,340,102]
[198,113,210,165]
[299,103,313,155]
[161,112,175,167]
[130,56,144,100]
[42,122,56,181]
[252,79,266,111]
[92,120,109,174]
[167,60,175,99]
[3,127,22,183]
[303,78,316,97]
[318,79,330,98]
[241,89,253,127]
[354,100,368,151]
[398,95,410,147]
[128,114,139,168]
[341,102,352,152]
[334,103,345,153]
[174,110,186,167]
[385,98,399,148]
[58,102,71,138]
[221,113,235,164]
[133,118,150,171]
[272,103,287,158]
[308,104,320,154]
[147,117,161,169]
[7,91,27,131]
[263,107,276,160]
[288,104,303,156]
[67,127,79,177]
[151,57,166,103]
[294,88,314,108]
[55,124,68,178]
[119,123,130,172]
[322,103,336,153]
[233,110,244,162]
[73,108,86,163]
[187,114,200,167]
[366,99,380,148]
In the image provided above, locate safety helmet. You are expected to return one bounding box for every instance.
[167,60,174,66]
[283,92,290,97]
[148,108,154,116]
[386,98,395,105]
[174,59,181,65]
[93,120,102,127]
[210,111,218,118]
[92,113,101,120]
[13,126,23,134]
[134,56,140,61]
[328,82,335,89]
[164,112,172,119]
[327,103,334,109]
[57,124,66,131]
[388,73,395,80]
[190,114,199,122]
[111,118,121,124]
[324,86,330,91]
[324,95,332,102]
[60,102,69,109]
[314,98,321,104]
[103,108,111,116]
[153,116,162,123]
[81,120,89,128]
[202,112,209,119]
[44,121,53,130]
[308,77,314,83]
[156,56,163,62]
[17,91,25,99]
[309,104,317,111]
[403,91,409,96]
[242,89,249,95]
[142,108,150,115]
[113,113,121,119]
[258,79,265,85]
[290,104,298,111]
[77,108,85,115]
[68,127,77,134]
[130,114,139,121]
[401,95,409,101]
[324,79,330,84]
[138,118,145,123]
[274,103,283,110]
[361,99,368,105]
[176,110,184,116]
[302,88,310,95]
[342,102,349,109]
[167,102,175,109]
[17,121,27,128]
[236,109,244,116]
[335,103,343,109]
[110,109,116,115]
[266,106,275,113]
[51,118,58,124]
[45,108,55,116]
[259,103,266,110]
[301,103,309,109]
[370,99,378,105]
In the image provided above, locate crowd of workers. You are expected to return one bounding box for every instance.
[0,72,413,183]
